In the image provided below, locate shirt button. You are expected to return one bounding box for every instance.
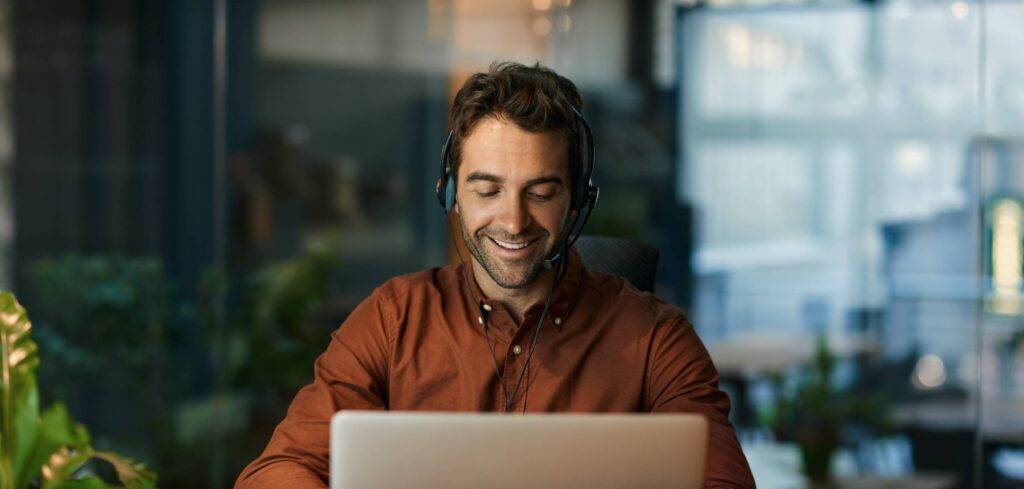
[512,345,523,355]
[482,304,493,312]
[554,317,563,326]
[477,316,484,325]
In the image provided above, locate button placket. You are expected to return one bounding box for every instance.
[502,363,519,400]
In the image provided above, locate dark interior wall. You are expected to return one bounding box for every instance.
[11,0,246,299]
[256,63,439,172]
[162,0,215,292]
[12,0,163,297]
[255,62,449,289]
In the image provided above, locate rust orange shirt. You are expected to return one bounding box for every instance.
[236,249,754,488]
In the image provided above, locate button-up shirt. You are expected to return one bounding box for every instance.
[235,249,755,488]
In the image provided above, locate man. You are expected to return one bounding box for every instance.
[236,62,754,488]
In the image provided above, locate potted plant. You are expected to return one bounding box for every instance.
[766,337,890,484]
[0,291,156,488]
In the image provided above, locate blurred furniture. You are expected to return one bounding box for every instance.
[743,441,957,489]
[575,235,660,293]
[821,474,958,489]
[895,398,1024,444]
[896,398,1024,487]
[707,332,873,426]
[708,332,874,377]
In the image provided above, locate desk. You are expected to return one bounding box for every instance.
[814,473,957,489]
[895,398,1024,445]
[707,333,872,425]
[708,333,873,377]
[743,441,957,489]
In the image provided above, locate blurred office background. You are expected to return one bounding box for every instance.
[4,0,1023,487]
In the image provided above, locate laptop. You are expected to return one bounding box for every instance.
[330,411,708,489]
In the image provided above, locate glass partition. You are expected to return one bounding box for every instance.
[3,0,1020,487]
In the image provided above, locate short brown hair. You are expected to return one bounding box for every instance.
[447,61,583,186]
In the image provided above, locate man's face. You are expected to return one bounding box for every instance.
[455,116,572,290]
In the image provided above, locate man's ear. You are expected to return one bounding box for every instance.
[453,201,460,214]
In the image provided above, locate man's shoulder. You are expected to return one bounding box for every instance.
[372,264,461,301]
[584,270,687,327]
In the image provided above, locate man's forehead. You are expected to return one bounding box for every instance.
[459,118,569,180]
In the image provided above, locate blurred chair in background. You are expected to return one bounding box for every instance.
[575,235,660,293]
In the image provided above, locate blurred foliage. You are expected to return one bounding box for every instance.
[231,230,344,398]
[585,189,648,240]
[28,256,187,398]
[183,230,345,485]
[0,291,156,489]
[23,230,346,487]
[764,337,892,482]
[27,256,189,484]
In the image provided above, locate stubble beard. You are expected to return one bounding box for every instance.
[458,216,564,290]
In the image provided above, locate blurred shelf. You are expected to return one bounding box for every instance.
[895,398,1024,445]
[708,332,874,377]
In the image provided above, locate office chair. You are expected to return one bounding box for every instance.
[574,235,660,293]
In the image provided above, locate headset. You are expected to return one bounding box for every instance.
[435,106,599,412]
[435,107,599,269]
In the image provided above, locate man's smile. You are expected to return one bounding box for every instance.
[486,235,540,256]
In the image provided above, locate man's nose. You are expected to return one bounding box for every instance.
[495,194,531,236]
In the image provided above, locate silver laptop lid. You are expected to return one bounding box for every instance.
[331,411,707,489]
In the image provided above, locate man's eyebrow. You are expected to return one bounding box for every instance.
[524,175,564,187]
[465,172,503,184]
[464,172,564,187]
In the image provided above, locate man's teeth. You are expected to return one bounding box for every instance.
[492,238,531,250]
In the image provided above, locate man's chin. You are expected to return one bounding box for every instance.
[478,253,549,289]
[465,235,557,289]
[488,272,538,289]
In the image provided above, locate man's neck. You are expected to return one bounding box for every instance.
[471,261,555,325]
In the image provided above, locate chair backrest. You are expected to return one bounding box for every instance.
[574,235,660,293]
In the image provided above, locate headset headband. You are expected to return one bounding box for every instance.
[435,107,598,213]
[434,107,598,269]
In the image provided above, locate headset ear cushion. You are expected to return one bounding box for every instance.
[435,177,446,209]
[444,175,456,211]
[571,176,587,211]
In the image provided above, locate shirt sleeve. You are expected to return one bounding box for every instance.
[234,288,394,489]
[647,316,755,489]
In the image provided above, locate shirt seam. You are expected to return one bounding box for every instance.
[646,314,687,411]
[377,286,397,405]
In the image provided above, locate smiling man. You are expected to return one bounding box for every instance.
[456,115,571,322]
[236,62,754,488]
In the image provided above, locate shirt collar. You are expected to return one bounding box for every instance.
[460,247,585,332]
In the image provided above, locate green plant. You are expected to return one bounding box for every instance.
[765,337,890,483]
[172,231,345,486]
[27,256,189,482]
[28,256,179,387]
[237,231,344,397]
[0,291,156,489]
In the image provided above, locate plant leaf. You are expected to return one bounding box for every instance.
[0,292,41,489]
[11,385,40,489]
[36,403,93,488]
[0,291,158,489]
[91,451,156,489]
[47,475,110,489]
